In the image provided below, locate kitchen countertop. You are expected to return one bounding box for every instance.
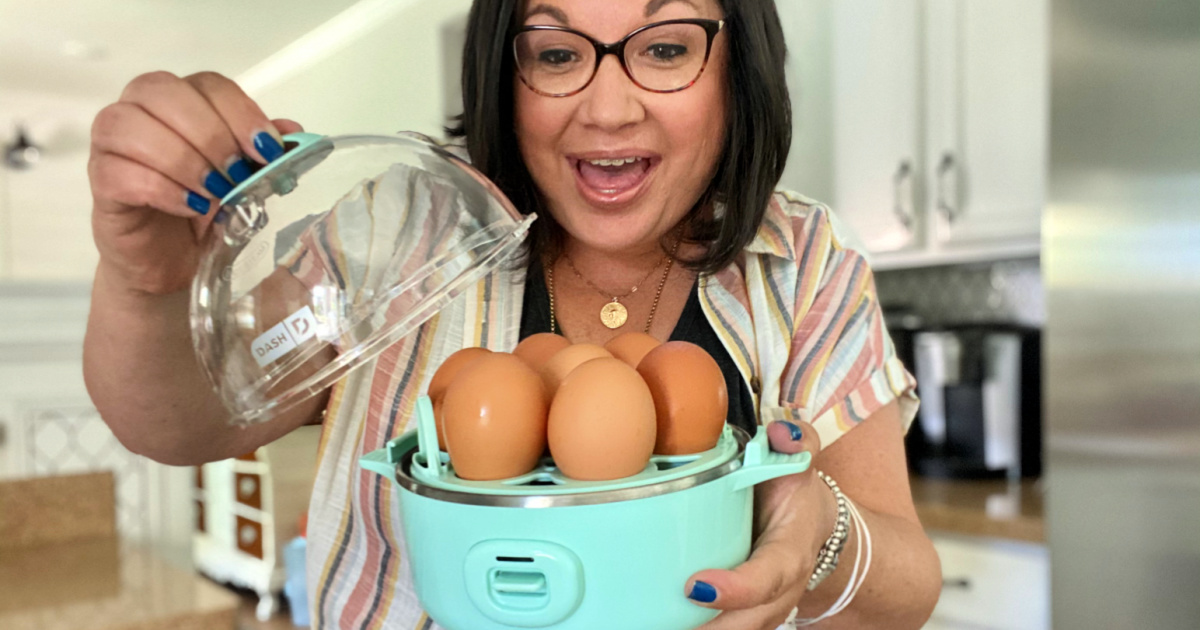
[0,538,239,630]
[909,476,1045,543]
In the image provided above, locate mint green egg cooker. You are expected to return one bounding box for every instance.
[361,396,811,630]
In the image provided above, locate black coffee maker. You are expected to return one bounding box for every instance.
[888,316,1041,479]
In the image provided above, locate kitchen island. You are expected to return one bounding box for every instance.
[911,476,1048,630]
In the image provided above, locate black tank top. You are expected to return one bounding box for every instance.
[519,258,757,436]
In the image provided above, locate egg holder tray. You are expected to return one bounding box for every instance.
[366,395,793,496]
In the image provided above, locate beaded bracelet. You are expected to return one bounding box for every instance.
[806,471,850,591]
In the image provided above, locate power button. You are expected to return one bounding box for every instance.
[464,540,584,627]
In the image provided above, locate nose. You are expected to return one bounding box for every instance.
[576,55,645,132]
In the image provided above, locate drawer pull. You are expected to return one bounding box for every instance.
[240,524,259,546]
[235,472,263,509]
[235,515,264,559]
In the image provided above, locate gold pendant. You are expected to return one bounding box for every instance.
[600,300,628,329]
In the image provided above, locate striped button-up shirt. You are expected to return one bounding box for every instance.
[302,174,917,629]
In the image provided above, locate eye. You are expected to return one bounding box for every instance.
[646,43,688,61]
[538,49,579,66]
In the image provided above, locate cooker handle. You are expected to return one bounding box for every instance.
[359,426,421,480]
[726,430,812,492]
[359,447,394,479]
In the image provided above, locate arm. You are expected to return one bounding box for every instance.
[84,265,331,466]
[690,402,940,629]
[793,401,941,627]
[691,199,940,628]
[83,70,329,466]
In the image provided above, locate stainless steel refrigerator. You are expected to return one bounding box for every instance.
[1047,1,1200,628]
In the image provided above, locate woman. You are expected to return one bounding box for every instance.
[83,0,942,627]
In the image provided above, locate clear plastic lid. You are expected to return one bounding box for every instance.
[191,133,534,426]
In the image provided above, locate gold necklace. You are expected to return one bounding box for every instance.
[547,237,681,334]
[562,252,665,330]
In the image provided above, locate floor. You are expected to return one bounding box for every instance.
[233,588,304,630]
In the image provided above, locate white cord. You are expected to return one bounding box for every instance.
[838,500,873,611]
[791,497,873,626]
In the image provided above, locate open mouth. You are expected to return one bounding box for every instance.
[571,155,657,201]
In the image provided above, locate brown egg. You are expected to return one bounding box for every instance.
[428,347,492,450]
[548,357,657,480]
[513,333,572,372]
[442,353,548,480]
[539,344,612,398]
[637,341,728,455]
[603,332,662,369]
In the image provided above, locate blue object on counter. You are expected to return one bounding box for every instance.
[283,536,310,627]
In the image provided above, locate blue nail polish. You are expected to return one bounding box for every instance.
[782,421,803,441]
[227,158,254,184]
[204,170,233,198]
[688,581,717,603]
[186,191,210,215]
[253,132,284,162]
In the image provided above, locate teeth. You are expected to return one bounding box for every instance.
[586,157,643,167]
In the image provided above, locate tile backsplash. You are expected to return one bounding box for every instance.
[874,257,1043,328]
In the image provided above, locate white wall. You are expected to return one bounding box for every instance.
[242,0,473,138]
[0,91,102,281]
[777,0,835,205]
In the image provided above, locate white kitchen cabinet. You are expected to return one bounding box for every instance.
[831,0,924,256]
[925,0,1048,249]
[927,533,1049,630]
[829,0,1047,269]
[193,425,320,621]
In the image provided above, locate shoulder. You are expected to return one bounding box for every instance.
[742,188,874,276]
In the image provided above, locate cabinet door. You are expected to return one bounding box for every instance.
[926,0,1048,247]
[930,534,1049,629]
[831,0,923,255]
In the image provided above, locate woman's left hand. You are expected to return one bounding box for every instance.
[687,418,835,630]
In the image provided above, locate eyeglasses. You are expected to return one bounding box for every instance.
[513,18,725,97]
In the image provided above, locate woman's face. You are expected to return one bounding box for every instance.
[514,0,728,255]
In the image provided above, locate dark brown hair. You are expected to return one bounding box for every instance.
[448,0,791,274]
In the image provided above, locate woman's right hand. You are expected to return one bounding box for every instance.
[88,71,302,295]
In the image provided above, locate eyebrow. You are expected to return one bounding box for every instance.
[524,0,702,26]
[645,0,701,18]
[525,4,570,25]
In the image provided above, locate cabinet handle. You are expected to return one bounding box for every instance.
[937,152,961,223]
[893,160,915,232]
[942,577,972,590]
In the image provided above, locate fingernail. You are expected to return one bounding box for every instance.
[227,157,254,184]
[688,581,717,603]
[782,421,803,441]
[203,170,233,198]
[186,191,210,215]
[253,132,284,162]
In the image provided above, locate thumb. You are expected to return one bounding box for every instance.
[684,528,808,611]
[765,418,821,455]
